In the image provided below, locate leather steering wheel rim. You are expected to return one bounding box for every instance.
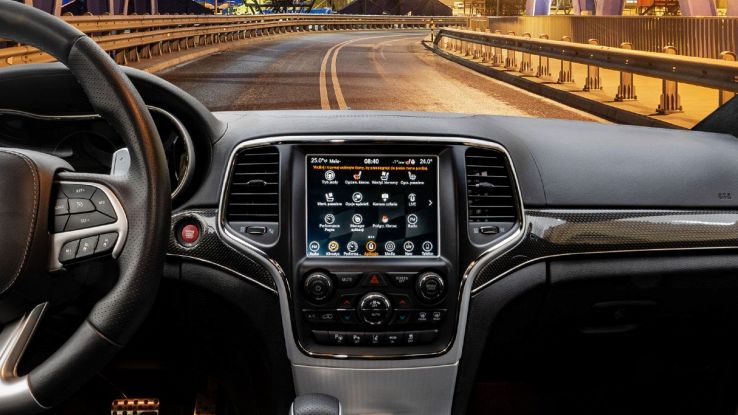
[0,1,171,412]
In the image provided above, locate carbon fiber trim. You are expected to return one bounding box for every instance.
[167,209,277,292]
[472,209,738,292]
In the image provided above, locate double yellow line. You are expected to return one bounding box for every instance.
[318,34,419,110]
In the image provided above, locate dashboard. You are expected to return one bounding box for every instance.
[0,107,196,200]
[4,64,738,415]
[215,139,520,359]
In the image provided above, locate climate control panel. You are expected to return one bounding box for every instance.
[297,269,452,351]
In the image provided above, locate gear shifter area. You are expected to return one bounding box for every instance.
[290,394,341,415]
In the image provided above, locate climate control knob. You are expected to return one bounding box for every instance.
[415,272,445,303]
[303,272,334,303]
[358,292,392,325]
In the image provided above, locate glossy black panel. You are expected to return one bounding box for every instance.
[167,209,277,292]
[472,209,738,292]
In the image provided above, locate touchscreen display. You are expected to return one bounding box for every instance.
[306,155,439,257]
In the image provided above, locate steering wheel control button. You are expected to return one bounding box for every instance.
[179,223,201,246]
[68,198,95,214]
[362,272,386,287]
[90,189,117,219]
[76,235,99,258]
[415,272,446,303]
[358,292,392,325]
[59,240,80,263]
[95,232,119,254]
[304,272,334,303]
[54,198,69,215]
[65,211,115,232]
[61,183,96,199]
[54,214,69,233]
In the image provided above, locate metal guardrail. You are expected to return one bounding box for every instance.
[468,16,738,60]
[434,28,738,97]
[0,14,468,67]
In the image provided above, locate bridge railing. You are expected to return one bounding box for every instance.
[0,14,468,67]
[433,27,738,116]
[468,15,738,60]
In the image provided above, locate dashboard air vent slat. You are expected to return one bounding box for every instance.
[225,146,280,223]
[466,148,517,223]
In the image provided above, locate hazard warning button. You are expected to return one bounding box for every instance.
[362,272,387,287]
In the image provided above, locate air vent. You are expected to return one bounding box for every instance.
[465,147,517,223]
[225,146,279,223]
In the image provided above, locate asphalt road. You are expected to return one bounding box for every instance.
[160,30,602,121]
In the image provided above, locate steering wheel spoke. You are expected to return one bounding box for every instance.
[50,174,128,272]
[0,1,170,411]
[0,303,48,413]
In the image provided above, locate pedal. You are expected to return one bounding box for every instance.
[111,398,160,415]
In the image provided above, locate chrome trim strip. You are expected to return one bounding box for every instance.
[149,107,196,200]
[0,303,49,413]
[0,107,195,200]
[49,181,128,271]
[0,108,100,121]
[216,135,526,362]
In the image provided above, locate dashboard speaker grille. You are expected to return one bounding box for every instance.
[225,146,279,222]
[465,147,517,223]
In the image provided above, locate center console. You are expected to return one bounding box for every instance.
[222,138,520,360]
[293,147,460,358]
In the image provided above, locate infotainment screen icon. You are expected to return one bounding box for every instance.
[306,155,439,258]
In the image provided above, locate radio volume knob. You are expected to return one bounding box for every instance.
[358,292,392,325]
[416,272,446,303]
[304,272,334,303]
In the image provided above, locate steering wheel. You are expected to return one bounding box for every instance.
[0,1,170,413]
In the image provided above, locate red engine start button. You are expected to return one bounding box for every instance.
[180,223,200,245]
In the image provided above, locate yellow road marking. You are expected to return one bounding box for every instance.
[319,34,416,110]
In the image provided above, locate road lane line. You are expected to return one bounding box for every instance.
[331,34,414,110]
[319,40,349,110]
[320,34,415,110]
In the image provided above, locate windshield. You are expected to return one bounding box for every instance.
[1,0,736,130]
[158,30,600,123]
